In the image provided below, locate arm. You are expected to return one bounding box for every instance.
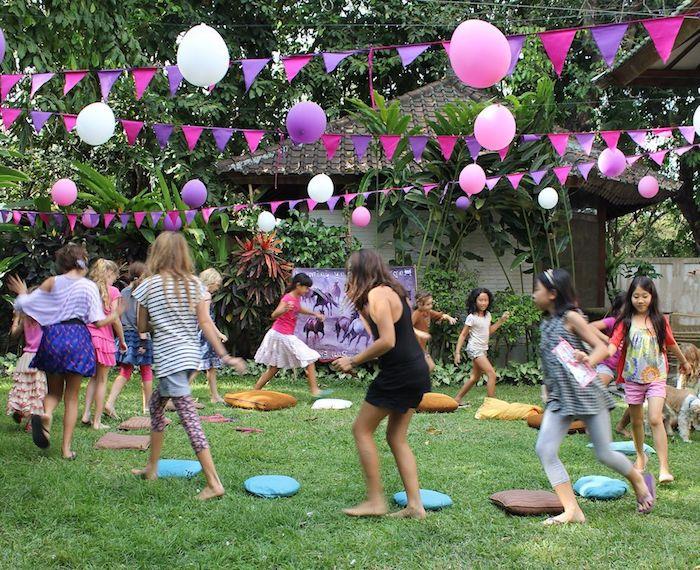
[566,311,609,368]
[196,301,245,373]
[202,296,227,341]
[489,311,510,335]
[454,325,471,365]
[10,313,21,337]
[668,342,691,375]
[137,305,151,335]
[271,298,292,320]
[299,306,325,320]
[110,297,127,351]
[431,309,457,326]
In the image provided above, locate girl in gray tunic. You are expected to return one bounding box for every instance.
[533,268,655,524]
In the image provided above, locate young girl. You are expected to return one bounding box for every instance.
[105,262,153,417]
[254,273,329,398]
[332,250,430,519]
[533,268,656,523]
[411,292,457,371]
[607,276,691,484]
[189,268,228,404]
[130,232,245,500]
[6,309,47,427]
[453,288,509,404]
[82,259,126,430]
[8,243,121,459]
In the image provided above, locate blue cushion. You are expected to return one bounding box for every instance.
[587,441,655,455]
[244,475,300,498]
[157,459,202,478]
[574,476,628,500]
[393,489,453,510]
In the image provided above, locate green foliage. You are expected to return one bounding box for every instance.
[497,360,542,386]
[430,362,471,387]
[236,360,378,385]
[0,352,18,377]
[491,290,542,362]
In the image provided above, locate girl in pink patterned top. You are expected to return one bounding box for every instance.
[254,273,330,397]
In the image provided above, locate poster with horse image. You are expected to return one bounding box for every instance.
[291,267,417,362]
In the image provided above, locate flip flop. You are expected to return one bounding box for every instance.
[637,473,656,515]
[30,415,50,449]
[312,389,334,399]
[234,426,264,434]
[458,403,470,409]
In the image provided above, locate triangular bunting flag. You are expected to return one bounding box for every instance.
[575,133,595,155]
[240,58,270,92]
[678,126,695,144]
[547,133,569,156]
[185,210,197,225]
[26,212,36,226]
[63,71,87,95]
[165,65,183,96]
[233,205,247,213]
[322,52,355,73]
[181,126,204,151]
[121,120,144,145]
[201,207,215,223]
[327,196,340,210]
[590,23,628,67]
[436,135,458,160]
[67,213,78,232]
[649,150,668,166]
[132,68,158,100]
[465,136,482,160]
[486,177,501,190]
[30,111,52,133]
[441,42,451,56]
[30,72,54,97]
[409,136,429,162]
[307,199,317,211]
[270,201,284,214]
[103,213,115,228]
[507,36,525,75]
[651,127,673,138]
[53,213,65,227]
[530,169,548,185]
[321,134,342,160]
[521,134,542,143]
[379,135,401,160]
[153,123,174,149]
[343,193,357,205]
[498,146,509,161]
[282,55,313,82]
[351,135,372,160]
[97,69,123,100]
[167,211,180,226]
[288,200,302,210]
[626,155,642,165]
[119,213,131,227]
[243,130,265,154]
[577,162,595,180]
[553,165,572,185]
[674,145,693,156]
[149,211,163,227]
[1,108,21,130]
[62,114,77,132]
[211,128,234,152]
[1,74,23,100]
[396,44,430,68]
[600,130,621,149]
[627,130,647,147]
[643,17,684,64]
[507,173,525,189]
[423,183,438,195]
[12,211,22,225]
[539,29,577,76]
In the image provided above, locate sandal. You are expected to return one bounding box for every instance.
[637,473,656,515]
[30,415,50,449]
[312,389,334,399]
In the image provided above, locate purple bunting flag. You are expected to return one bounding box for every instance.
[464,136,482,160]
[149,211,163,227]
[530,169,548,185]
[240,58,270,92]
[165,65,183,96]
[409,136,429,162]
[322,51,355,73]
[575,133,595,155]
[97,69,123,100]
[507,35,525,75]
[119,213,131,227]
[590,23,628,67]
[30,72,55,97]
[30,111,52,133]
[486,177,501,190]
[153,123,174,149]
[396,44,430,68]
[351,135,372,160]
[327,196,340,211]
[212,128,234,152]
[577,162,595,180]
[678,126,695,144]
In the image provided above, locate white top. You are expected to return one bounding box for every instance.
[14,275,106,326]
[465,312,491,353]
[132,274,207,378]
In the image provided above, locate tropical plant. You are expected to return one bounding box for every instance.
[491,290,542,363]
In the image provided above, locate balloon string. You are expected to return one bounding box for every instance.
[368,49,376,109]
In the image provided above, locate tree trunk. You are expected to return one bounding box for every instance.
[678,159,700,255]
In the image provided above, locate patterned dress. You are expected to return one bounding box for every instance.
[198,292,222,371]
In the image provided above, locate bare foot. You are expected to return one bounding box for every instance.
[658,472,674,484]
[131,467,158,480]
[210,396,225,404]
[634,453,649,471]
[388,507,426,519]
[197,484,225,501]
[343,500,388,517]
[543,511,586,525]
[104,405,119,419]
[92,422,109,430]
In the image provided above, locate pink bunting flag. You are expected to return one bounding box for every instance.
[600,130,621,149]
[153,123,173,149]
[1,108,21,130]
[627,130,647,147]
[547,133,569,156]
[1,74,23,100]
[211,128,233,152]
[436,135,458,160]
[121,120,144,145]
[498,146,509,161]
[67,213,78,232]
[486,177,501,190]
[243,130,265,154]
[322,52,355,73]
[282,55,313,83]
[507,36,526,75]
[103,213,115,228]
[30,111,52,133]
[553,165,572,185]
[651,127,673,139]
[402,186,412,194]
[167,211,180,227]
[441,41,451,56]
[539,29,577,76]
[649,150,668,166]
[506,173,525,190]
[30,72,55,97]
[590,23,628,67]
[574,133,595,155]
[379,135,401,160]
[132,212,145,228]
[409,136,429,162]
[626,155,641,165]
[62,114,77,132]
[185,210,197,225]
[343,193,357,205]
[201,207,215,223]
[396,44,430,68]
[307,199,317,211]
[321,134,342,160]
[678,126,695,144]
[327,196,340,211]
[530,169,548,185]
[132,68,158,100]
[12,211,22,225]
[351,135,372,160]
[643,16,684,63]
[119,213,131,227]
[149,211,162,227]
[423,183,438,195]
[97,69,123,100]
[270,201,284,214]
[63,70,87,95]
[674,145,693,156]
[181,126,204,151]
[240,58,270,92]
[577,162,595,180]
[38,213,51,226]
[165,65,183,97]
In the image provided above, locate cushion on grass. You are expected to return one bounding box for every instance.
[573,476,628,500]
[224,390,297,411]
[118,416,171,431]
[489,490,564,516]
[527,413,586,434]
[417,393,459,413]
[393,489,453,510]
[475,397,543,421]
[157,459,202,478]
[244,475,300,498]
[587,441,656,455]
[311,398,353,410]
[94,433,150,450]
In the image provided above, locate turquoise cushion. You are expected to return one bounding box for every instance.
[574,476,628,500]
[587,441,655,455]
[393,489,453,510]
[157,459,202,478]
[244,475,300,498]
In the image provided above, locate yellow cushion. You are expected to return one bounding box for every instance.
[527,413,586,434]
[417,392,459,413]
[224,390,297,411]
[474,397,543,421]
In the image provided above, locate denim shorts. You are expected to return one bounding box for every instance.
[156,370,194,398]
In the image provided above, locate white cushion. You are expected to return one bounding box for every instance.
[311,398,353,410]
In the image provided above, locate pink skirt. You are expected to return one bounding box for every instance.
[6,352,47,417]
[92,336,116,367]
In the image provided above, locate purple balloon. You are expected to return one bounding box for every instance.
[181,179,207,208]
[81,209,99,228]
[455,196,471,210]
[0,29,5,62]
[163,215,183,231]
[286,101,327,144]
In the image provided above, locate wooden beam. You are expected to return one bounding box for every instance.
[666,33,700,68]
[597,199,607,306]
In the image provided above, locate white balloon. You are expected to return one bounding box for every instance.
[538,187,559,210]
[307,174,334,203]
[75,102,116,146]
[257,211,277,232]
[177,24,230,87]
[693,105,700,137]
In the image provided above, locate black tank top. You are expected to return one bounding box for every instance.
[367,294,424,369]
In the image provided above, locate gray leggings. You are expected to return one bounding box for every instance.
[535,408,633,487]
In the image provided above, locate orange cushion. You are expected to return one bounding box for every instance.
[224,390,297,411]
[526,413,586,434]
[417,392,459,413]
[490,490,564,516]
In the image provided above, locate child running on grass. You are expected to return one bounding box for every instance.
[411,291,457,372]
[453,288,509,405]
[130,232,246,500]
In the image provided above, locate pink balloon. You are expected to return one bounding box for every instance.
[474,104,516,151]
[181,179,207,208]
[81,208,99,228]
[597,148,626,178]
[449,20,511,88]
[163,215,183,231]
[455,196,471,210]
[458,164,486,196]
[51,178,78,207]
[286,101,327,144]
[351,206,371,227]
[638,175,659,199]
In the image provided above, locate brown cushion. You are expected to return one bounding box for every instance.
[417,392,459,413]
[118,416,171,431]
[526,413,586,434]
[224,390,297,411]
[490,490,564,516]
[95,433,150,450]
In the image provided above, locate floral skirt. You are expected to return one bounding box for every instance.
[32,322,96,378]
[7,351,47,416]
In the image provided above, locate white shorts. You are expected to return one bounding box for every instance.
[596,363,615,378]
[467,348,488,360]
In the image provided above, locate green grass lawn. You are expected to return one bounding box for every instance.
[0,373,698,569]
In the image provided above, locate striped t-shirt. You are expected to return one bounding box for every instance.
[132,274,207,378]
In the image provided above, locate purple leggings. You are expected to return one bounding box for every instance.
[149,389,209,454]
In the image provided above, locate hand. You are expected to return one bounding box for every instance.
[119,339,128,353]
[454,353,461,366]
[331,356,354,373]
[573,350,587,363]
[223,355,247,374]
[219,334,228,343]
[500,311,511,322]
[7,275,28,296]
[680,361,692,375]
[315,313,325,322]
[137,346,146,355]
[445,315,457,325]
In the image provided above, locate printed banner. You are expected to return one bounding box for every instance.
[291,266,417,362]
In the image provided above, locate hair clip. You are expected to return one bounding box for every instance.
[76,259,87,269]
[542,268,554,284]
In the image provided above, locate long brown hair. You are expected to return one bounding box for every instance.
[345,249,406,311]
[144,232,201,311]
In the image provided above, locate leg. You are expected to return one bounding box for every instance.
[474,355,497,398]
[206,368,224,403]
[344,401,390,516]
[304,363,321,396]
[82,376,96,424]
[35,373,65,446]
[132,389,168,479]
[615,406,632,438]
[106,365,132,417]
[535,409,585,524]
[628,404,648,471]
[386,409,425,519]
[62,374,83,459]
[647,397,673,482]
[91,365,110,429]
[254,366,279,390]
[140,366,153,414]
[454,360,481,404]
